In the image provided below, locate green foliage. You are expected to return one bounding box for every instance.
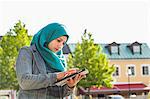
[0,20,32,90]
[67,30,115,88]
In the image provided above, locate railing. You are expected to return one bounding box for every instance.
[0,90,16,99]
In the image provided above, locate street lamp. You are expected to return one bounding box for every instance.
[128,68,132,98]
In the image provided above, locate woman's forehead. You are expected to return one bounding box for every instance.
[58,36,67,41]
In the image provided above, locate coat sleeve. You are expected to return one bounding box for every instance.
[16,47,57,90]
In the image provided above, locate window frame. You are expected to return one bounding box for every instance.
[133,45,140,53]
[127,64,136,77]
[113,65,120,77]
[141,64,150,76]
[111,46,118,54]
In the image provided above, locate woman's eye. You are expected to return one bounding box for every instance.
[57,39,61,42]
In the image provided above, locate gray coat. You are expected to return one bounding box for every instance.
[16,44,74,99]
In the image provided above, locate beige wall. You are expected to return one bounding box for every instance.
[109,59,150,86]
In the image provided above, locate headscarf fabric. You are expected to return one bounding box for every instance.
[31,23,69,72]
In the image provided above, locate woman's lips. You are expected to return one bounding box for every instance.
[55,48,59,51]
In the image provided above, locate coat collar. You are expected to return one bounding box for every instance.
[30,44,47,74]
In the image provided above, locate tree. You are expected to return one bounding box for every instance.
[67,30,115,97]
[0,20,32,90]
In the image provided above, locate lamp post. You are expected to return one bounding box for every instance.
[128,68,132,99]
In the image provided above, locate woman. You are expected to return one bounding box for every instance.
[16,23,85,99]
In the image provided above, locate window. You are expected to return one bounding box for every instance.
[113,66,119,76]
[133,45,140,53]
[142,65,149,75]
[111,46,118,54]
[128,66,135,76]
[127,42,142,55]
[105,42,120,55]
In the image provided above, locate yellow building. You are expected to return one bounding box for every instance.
[104,42,150,86]
[63,41,150,98]
[102,42,150,98]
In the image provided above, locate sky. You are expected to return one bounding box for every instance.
[0,0,150,47]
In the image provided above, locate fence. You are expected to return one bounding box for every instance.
[0,90,16,99]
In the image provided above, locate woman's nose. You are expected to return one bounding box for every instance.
[58,42,64,48]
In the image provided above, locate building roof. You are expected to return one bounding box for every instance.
[62,44,71,54]
[0,36,2,40]
[101,43,150,59]
[63,42,150,59]
[79,83,150,94]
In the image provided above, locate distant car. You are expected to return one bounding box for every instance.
[106,95,124,99]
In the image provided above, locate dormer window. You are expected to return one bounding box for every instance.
[127,41,142,54]
[111,46,118,54]
[133,45,140,53]
[105,42,120,55]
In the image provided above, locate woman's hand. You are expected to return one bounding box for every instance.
[56,68,86,87]
[66,73,86,88]
[56,68,78,80]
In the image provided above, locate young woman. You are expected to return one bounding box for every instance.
[15,23,85,99]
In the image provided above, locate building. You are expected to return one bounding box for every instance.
[62,41,150,98]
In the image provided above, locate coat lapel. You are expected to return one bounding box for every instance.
[30,44,46,74]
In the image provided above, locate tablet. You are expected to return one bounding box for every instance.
[54,68,89,86]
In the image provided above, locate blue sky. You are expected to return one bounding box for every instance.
[0,0,150,46]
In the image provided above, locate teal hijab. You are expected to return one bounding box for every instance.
[31,23,69,72]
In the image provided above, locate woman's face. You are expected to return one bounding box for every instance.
[48,36,67,53]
